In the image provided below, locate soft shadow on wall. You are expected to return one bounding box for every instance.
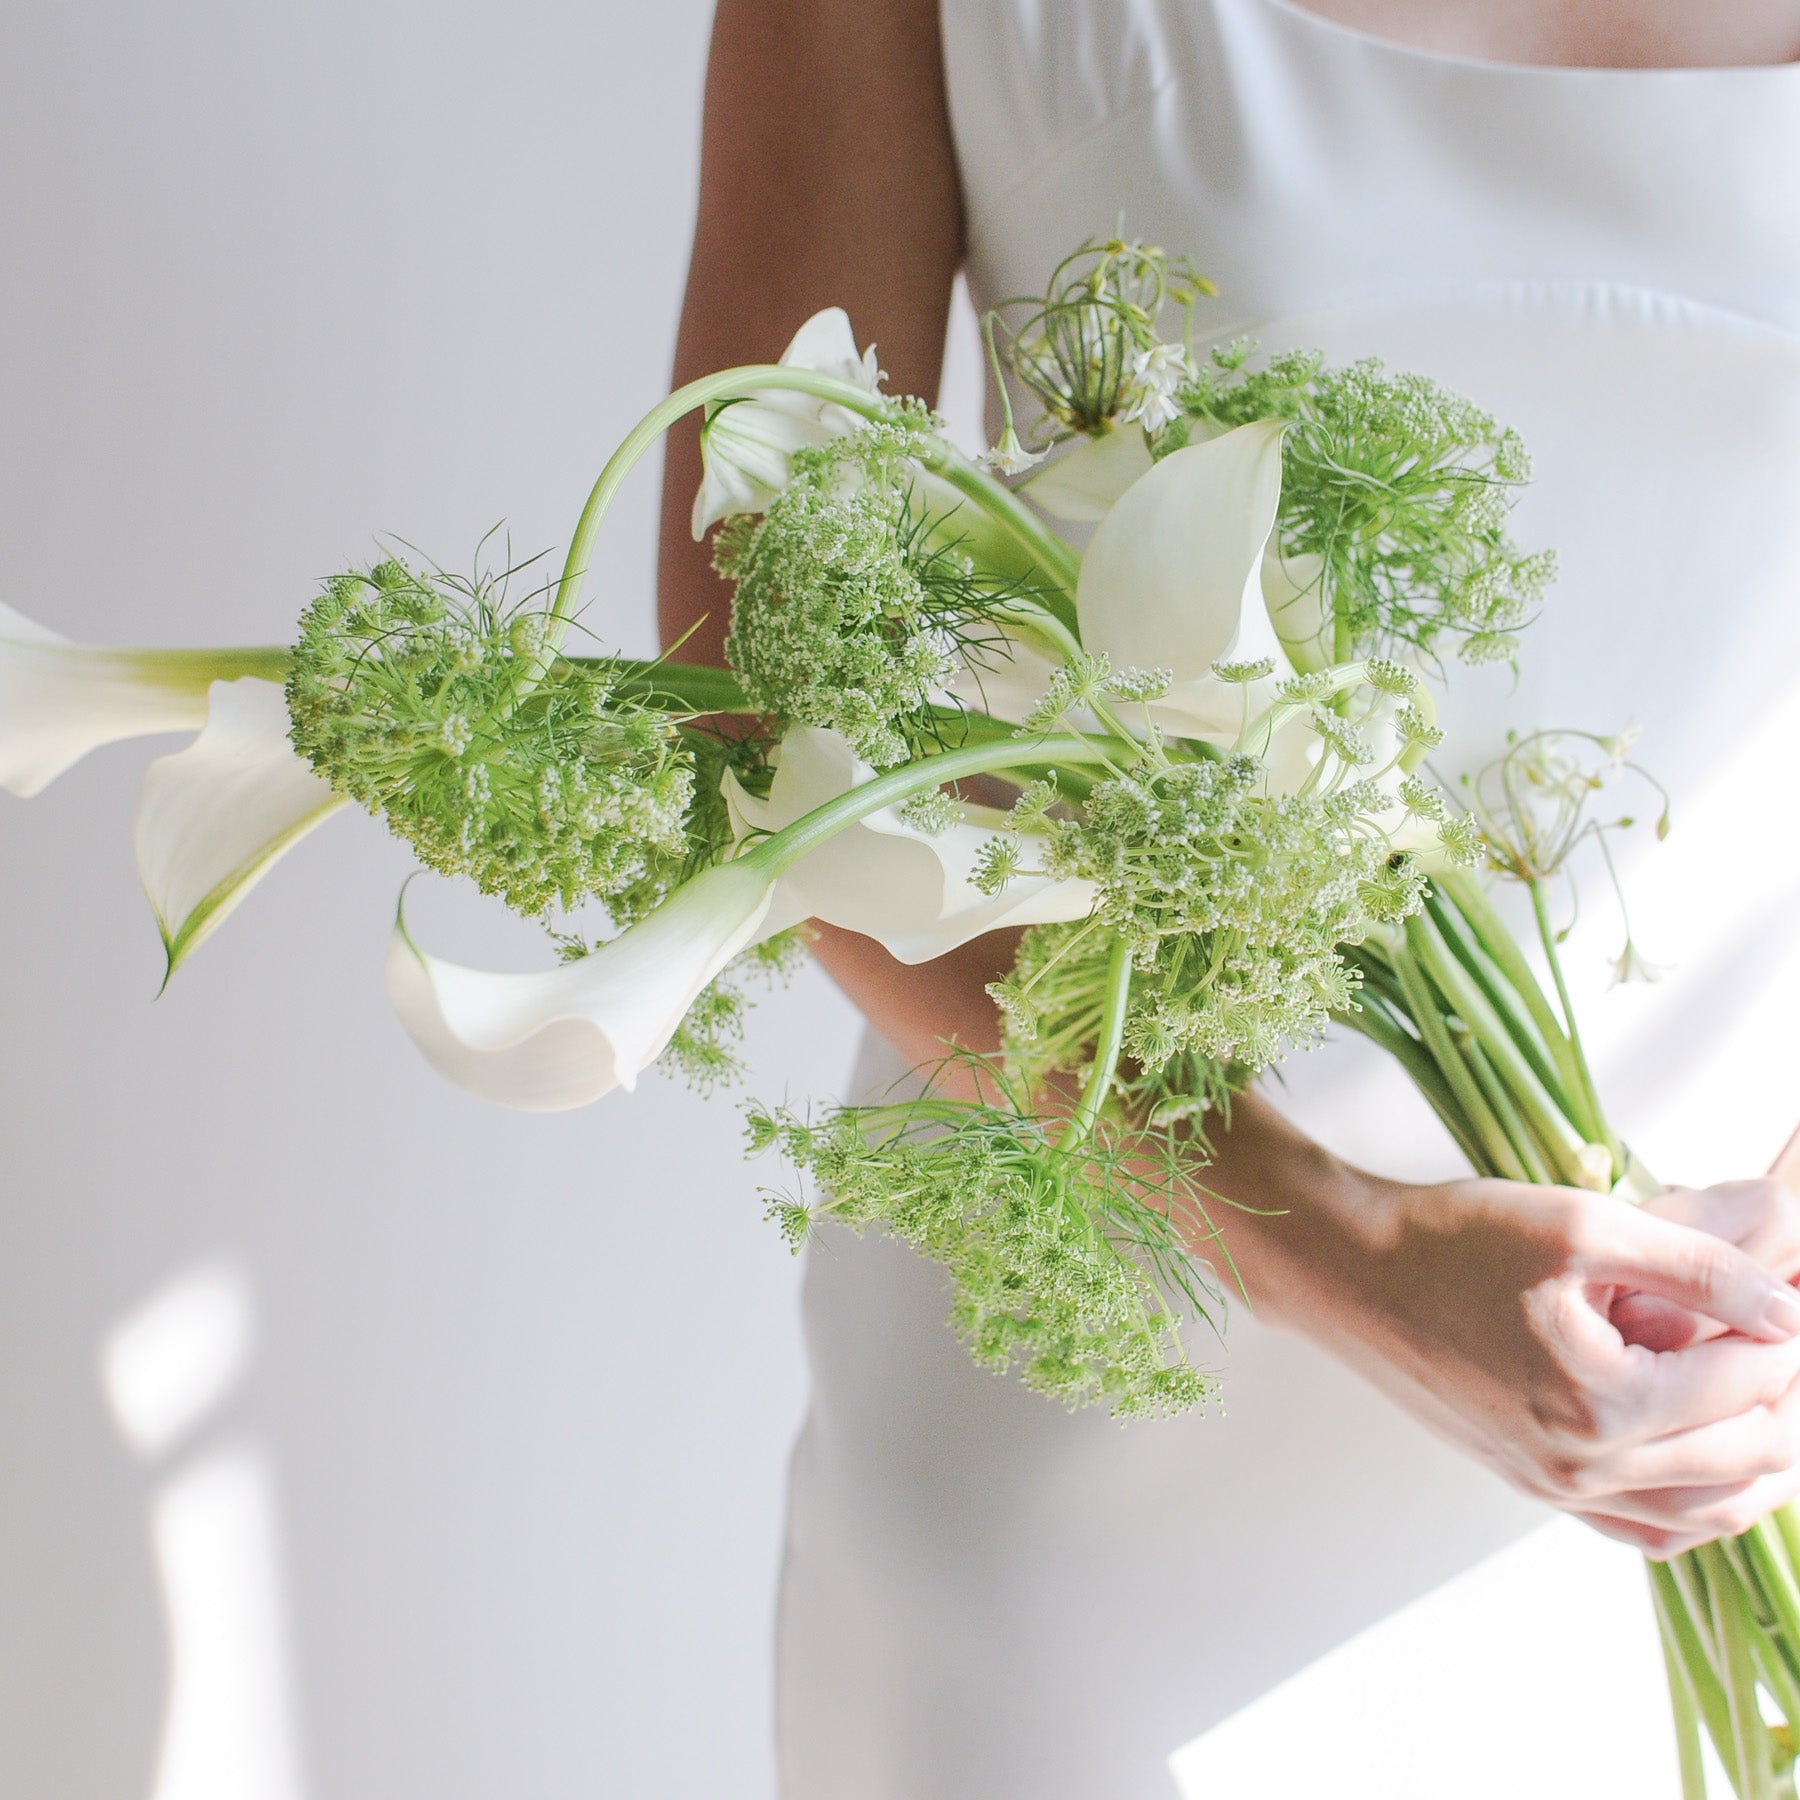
[0,1,878,1797]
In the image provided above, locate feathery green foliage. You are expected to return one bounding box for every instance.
[1177,343,1556,666]
[1032,755,1425,1067]
[718,412,1033,766]
[287,557,699,921]
[748,1070,1220,1419]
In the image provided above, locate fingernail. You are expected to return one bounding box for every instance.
[1761,1286,1800,1339]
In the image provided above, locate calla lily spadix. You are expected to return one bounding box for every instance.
[690,307,883,538]
[135,679,347,983]
[385,859,779,1113]
[1076,419,1298,743]
[0,600,287,798]
[725,725,1097,963]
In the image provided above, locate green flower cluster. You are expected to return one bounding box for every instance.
[1176,343,1556,666]
[988,923,1243,1128]
[1031,756,1425,1068]
[748,1085,1218,1419]
[287,557,696,921]
[718,413,1013,766]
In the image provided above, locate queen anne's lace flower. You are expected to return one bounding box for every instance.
[748,1090,1217,1419]
[287,558,696,920]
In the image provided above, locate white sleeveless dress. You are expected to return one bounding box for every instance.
[775,6,1800,1795]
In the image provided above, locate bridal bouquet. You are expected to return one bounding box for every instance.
[0,233,1787,1790]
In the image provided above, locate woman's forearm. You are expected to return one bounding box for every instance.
[657,0,962,669]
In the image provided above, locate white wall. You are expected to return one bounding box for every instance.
[0,3,891,1794]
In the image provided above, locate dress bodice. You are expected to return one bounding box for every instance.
[944,0,1800,335]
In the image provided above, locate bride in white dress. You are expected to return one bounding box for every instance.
[660,4,1800,1794]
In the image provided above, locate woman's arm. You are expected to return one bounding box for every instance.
[658,0,1800,1557]
[656,0,1001,1059]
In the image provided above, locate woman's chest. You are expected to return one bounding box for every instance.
[1286,0,1800,70]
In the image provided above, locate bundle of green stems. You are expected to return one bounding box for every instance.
[1345,867,1800,1799]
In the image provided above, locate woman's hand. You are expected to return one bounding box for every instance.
[1194,1095,1800,1558]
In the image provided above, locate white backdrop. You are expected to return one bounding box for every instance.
[0,3,904,1795]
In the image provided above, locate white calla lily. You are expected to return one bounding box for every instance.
[1020,425,1153,524]
[135,679,347,981]
[690,307,882,537]
[385,859,778,1112]
[726,725,1096,963]
[0,601,285,798]
[1077,419,1298,742]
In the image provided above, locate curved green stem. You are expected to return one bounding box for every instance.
[1652,1562,1731,1800]
[1435,870,1619,1164]
[1386,929,1525,1180]
[1701,1541,1779,1799]
[1056,936,1134,1156]
[736,731,1124,880]
[112,646,292,685]
[548,365,1085,661]
[550,366,895,634]
[1422,884,1569,1117]
[1405,907,1597,1187]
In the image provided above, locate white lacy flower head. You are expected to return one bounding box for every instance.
[1119,340,1196,433]
[690,308,884,538]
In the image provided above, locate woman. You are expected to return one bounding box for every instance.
[659,3,1800,1793]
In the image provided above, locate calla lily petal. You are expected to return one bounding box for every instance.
[727,726,1095,963]
[134,678,348,981]
[691,404,830,531]
[772,307,882,405]
[691,307,881,538]
[1021,426,1154,524]
[0,601,214,797]
[1077,420,1297,741]
[385,859,777,1112]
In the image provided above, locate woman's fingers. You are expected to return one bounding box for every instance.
[1577,1199,1800,1342]
[1570,1509,1713,1561]
[1609,1290,1710,1352]
[1622,1330,1800,1440]
[1569,1369,1800,1496]
[1646,1179,1800,1282]
[1567,1463,1800,1543]
[1603,1180,1800,1351]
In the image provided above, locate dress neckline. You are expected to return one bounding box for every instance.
[1250,0,1800,76]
